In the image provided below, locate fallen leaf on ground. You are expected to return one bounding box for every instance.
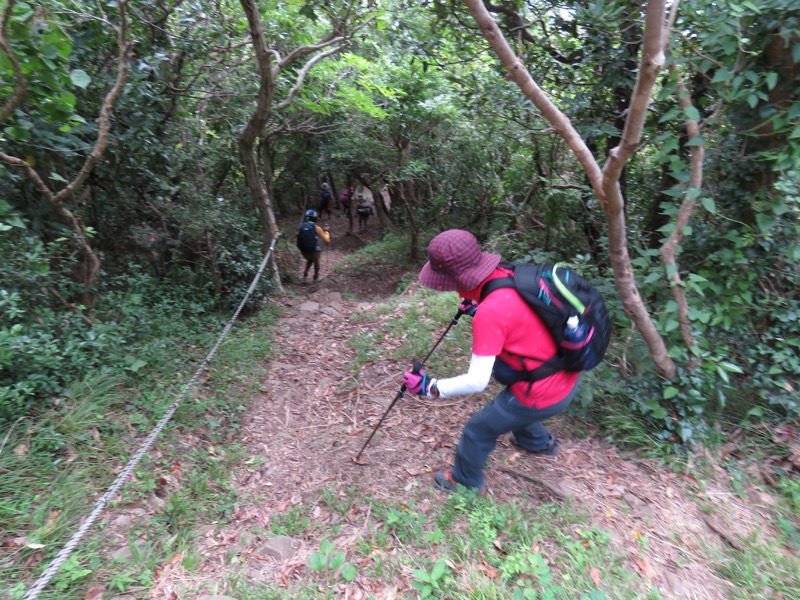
[84,584,105,600]
[635,557,657,580]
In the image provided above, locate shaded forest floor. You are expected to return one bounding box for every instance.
[136,209,792,599]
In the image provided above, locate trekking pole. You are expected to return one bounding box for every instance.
[353,308,464,464]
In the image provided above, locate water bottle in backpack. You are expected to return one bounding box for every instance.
[561,315,598,370]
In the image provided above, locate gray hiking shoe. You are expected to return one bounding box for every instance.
[433,470,488,495]
[509,435,561,456]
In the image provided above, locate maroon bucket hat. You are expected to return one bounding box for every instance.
[419,230,501,292]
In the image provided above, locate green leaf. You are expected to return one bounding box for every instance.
[431,559,447,579]
[718,361,744,374]
[341,563,358,581]
[755,213,776,234]
[685,135,705,146]
[700,197,716,213]
[747,94,759,108]
[742,0,761,12]
[319,539,334,555]
[711,68,733,84]
[328,552,345,570]
[658,106,681,124]
[663,386,679,400]
[683,106,701,122]
[643,272,661,284]
[666,263,678,279]
[765,72,778,91]
[308,552,326,571]
[413,569,432,583]
[70,69,91,89]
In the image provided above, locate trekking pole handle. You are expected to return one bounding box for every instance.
[411,360,423,374]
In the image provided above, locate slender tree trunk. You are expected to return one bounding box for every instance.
[404,181,420,261]
[659,66,704,356]
[238,0,282,288]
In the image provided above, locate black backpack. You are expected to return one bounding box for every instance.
[297,221,321,253]
[480,262,611,383]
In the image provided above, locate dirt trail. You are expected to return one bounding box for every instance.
[149,213,774,599]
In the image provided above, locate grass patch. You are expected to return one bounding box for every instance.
[345,287,472,378]
[1,306,277,599]
[222,486,658,600]
[711,531,799,599]
[333,232,417,275]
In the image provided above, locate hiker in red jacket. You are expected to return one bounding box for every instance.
[339,186,354,215]
[402,229,579,493]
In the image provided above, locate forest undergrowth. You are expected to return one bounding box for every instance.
[2,228,798,600]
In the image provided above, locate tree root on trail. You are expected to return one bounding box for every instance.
[495,465,566,500]
[700,514,745,552]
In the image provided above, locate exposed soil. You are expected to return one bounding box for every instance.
[144,209,783,599]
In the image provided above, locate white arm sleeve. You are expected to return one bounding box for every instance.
[430,354,495,398]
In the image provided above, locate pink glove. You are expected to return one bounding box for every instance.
[459,299,478,316]
[403,369,429,396]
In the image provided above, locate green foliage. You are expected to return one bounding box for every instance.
[308,539,358,583]
[412,558,453,598]
[0,0,90,142]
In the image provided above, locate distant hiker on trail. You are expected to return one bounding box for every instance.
[296,209,330,282]
[319,182,333,220]
[402,229,581,494]
[356,193,373,234]
[339,186,354,215]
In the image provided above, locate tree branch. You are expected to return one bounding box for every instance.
[602,0,667,180]
[275,45,342,111]
[660,63,703,356]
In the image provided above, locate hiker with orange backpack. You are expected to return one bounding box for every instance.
[296,210,330,282]
[402,229,609,494]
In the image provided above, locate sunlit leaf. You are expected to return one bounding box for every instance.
[70,69,91,89]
